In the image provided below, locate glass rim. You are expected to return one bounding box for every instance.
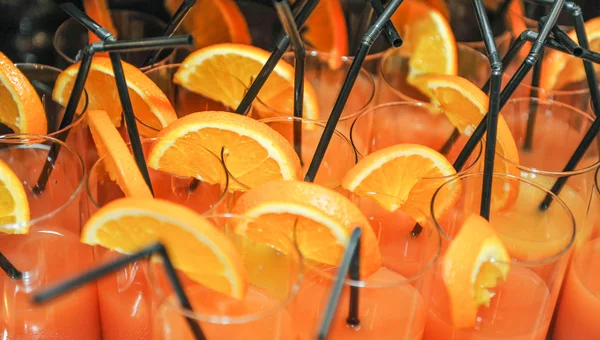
[350,101,484,177]
[0,134,84,230]
[14,63,90,135]
[53,9,176,71]
[305,195,442,288]
[256,50,376,122]
[86,138,229,212]
[594,166,600,198]
[498,97,600,176]
[431,172,576,266]
[146,213,304,325]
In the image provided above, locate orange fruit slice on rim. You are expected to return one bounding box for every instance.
[148,111,301,191]
[0,52,47,135]
[0,159,30,233]
[422,75,520,211]
[302,0,348,69]
[173,43,320,119]
[52,57,177,129]
[82,197,248,299]
[232,180,382,277]
[442,214,510,329]
[165,0,251,49]
[88,109,153,199]
[342,144,460,222]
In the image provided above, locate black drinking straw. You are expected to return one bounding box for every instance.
[274,0,305,161]
[33,242,206,340]
[317,227,362,340]
[304,0,405,182]
[0,252,22,280]
[235,0,318,115]
[523,47,543,151]
[370,0,403,48]
[142,0,198,67]
[451,0,566,173]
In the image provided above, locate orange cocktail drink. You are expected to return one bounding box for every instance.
[424,173,576,340]
[0,135,100,339]
[148,215,302,340]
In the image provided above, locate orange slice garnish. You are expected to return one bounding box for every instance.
[303,0,349,69]
[0,159,30,233]
[173,43,320,119]
[442,214,510,329]
[82,197,248,299]
[88,109,153,199]
[0,52,47,134]
[83,0,118,44]
[52,57,177,129]
[422,75,520,210]
[149,111,301,191]
[232,180,382,277]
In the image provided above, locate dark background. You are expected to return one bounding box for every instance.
[0,0,599,67]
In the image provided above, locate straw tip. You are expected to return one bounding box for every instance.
[391,38,402,48]
[31,294,47,305]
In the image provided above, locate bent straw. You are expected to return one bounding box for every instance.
[142,0,198,66]
[235,0,318,115]
[274,0,305,161]
[0,252,22,280]
[370,0,402,47]
[97,35,193,53]
[305,0,405,182]
[33,243,206,340]
[317,228,362,340]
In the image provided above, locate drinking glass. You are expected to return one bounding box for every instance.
[293,195,441,339]
[378,44,491,104]
[253,50,375,140]
[0,134,100,339]
[498,97,600,248]
[424,173,575,340]
[86,137,229,340]
[53,10,176,71]
[149,214,303,340]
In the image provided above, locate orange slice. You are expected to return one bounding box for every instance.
[540,17,600,92]
[442,214,510,329]
[88,109,153,199]
[149,111,301,191]
[83,0,118,45]
[0,52,47,134]
[421,0,450,20]
[52,57,177,129]
[0,159,30,233]
[232,180,382,277]
[303,0,348,69]
[389,0,457,98]
[422,75,520,210]
[342,144,459,222]
[165,0,251,49]
[173,43,319,119]
[82,197,248,299]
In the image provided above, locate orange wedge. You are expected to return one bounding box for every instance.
[422,75,520,211]
[165,0,251,49]
[52,57,177,128]
[88,110,153,199]
[149,111,301,191]
[82,197,248,299]
[173,43,319,119]
[421,0,450,20]
[442,214,510,329]
[389,0,457,97]
[303,0,348,69]
[0,52,47,134]
[0,159,30,233]
[83,0,118,46]
[342,144,459,222]
[232,180,382,276]
[540,17,600,92]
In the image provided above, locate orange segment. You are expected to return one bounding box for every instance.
[423,75,520,211]
[83,0,118,45]
[88,110,153,199]
[150,111,301,191]
[342,144,460,223]
[52,57,177,128]
[302,0,348,69]
[173,44,319,119]
[540,17,600,91]
[442,214,510,329]
[0,52,47,134]
[232,180,382,277]
[0,159,30,233]
[165,0,251,49]
[82,197,248,299]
